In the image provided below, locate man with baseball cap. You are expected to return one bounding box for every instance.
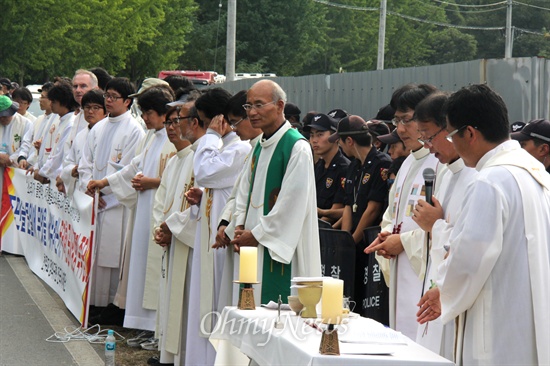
[511,118,550,173]
[0,95,32,167]
[304,113,350,224]
[366,120,390,151]
[0,95,32,254]
[378,129,411,160]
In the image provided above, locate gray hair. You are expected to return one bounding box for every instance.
[271,80,287,103]
[73,69,98,88]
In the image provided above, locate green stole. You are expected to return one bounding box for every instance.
[246,127,304,304]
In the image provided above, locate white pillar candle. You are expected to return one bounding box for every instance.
[239,247,258,283]
[321,278,343,324]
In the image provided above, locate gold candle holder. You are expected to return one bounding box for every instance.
[234,281,258,310]
[319,324,340,356]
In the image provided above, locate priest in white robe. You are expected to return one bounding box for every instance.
[229,80,321,309]
[365,84,441,340]
[214,90,265,310]
[416,84,550,365]
[411,93,478,360]
[60,90,107,196]
[34,82,78,184]
[87,86,176,330]
[79,77,145,306]
[183,88,251,366]
[152,102,197,366]
[65,69,99,150]
[17,82,55,170]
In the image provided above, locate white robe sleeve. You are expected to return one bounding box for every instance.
[250,141,315,264]
[106,153,141,208]
[153,163,170,229]
[194,131,250,188]
[60,138,79,196]
[18,125,34,159]
[437,178,505,324]
[165,207,198,247]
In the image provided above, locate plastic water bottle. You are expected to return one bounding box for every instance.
[105,330,116,366]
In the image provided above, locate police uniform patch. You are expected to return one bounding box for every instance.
[362,173,371,184]
[326,178,333,188]
[380,168,389,181]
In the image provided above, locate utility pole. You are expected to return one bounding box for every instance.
[226,0,237,81]
[505,0,513,58]
[377,0,387,70]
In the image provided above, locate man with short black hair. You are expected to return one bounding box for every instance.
[12,87,36,122]
[365,84,441,340]
[411,92,477,360]
[184,87,251,366]
[18,82,56,170]
[0,78,13,95]
[88,86,176,335]
[59,89,106,195]
[511,118,550,173]
[418,84,550,365]
[34,82,78,184]
[79,77,145,308]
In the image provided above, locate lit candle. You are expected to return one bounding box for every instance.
[321,278,343,324]
[239,247,258,283]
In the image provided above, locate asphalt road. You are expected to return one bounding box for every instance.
[0,253,104,366]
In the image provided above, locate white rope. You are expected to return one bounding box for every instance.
[45,324,125,344]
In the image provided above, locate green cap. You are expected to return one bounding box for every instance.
[0,95,12,112]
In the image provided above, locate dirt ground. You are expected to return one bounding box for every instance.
[107,326,158,366]
[87,325,158,366]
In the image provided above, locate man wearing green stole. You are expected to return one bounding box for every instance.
[230,80,321,304]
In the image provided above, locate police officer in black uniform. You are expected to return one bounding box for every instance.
[304,113,350,225]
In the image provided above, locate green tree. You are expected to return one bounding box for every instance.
[182,0,330,76]
[0,0,196,84]
[123,0,198,80]
[426,28,477,64]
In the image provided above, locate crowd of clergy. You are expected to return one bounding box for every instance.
[0,70,549,366]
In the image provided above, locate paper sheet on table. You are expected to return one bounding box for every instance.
[340,318,408,345]
[340,343,395,355]
[261,301,291,311]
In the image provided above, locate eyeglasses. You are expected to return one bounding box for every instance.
[103,93,123,101]
[391,116,415,126]
[418,128,445,147]
[446,125,469,142]
[242,101,276,111]
[83,105,103,112]
[163,116,191,126]
[229,116,247,129]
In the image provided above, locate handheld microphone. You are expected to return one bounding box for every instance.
[422,168,435,205]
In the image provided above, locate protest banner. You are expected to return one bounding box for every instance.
[1,167,96,326]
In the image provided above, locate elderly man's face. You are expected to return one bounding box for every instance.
[72,73,94,106]
[245,82,283,133]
